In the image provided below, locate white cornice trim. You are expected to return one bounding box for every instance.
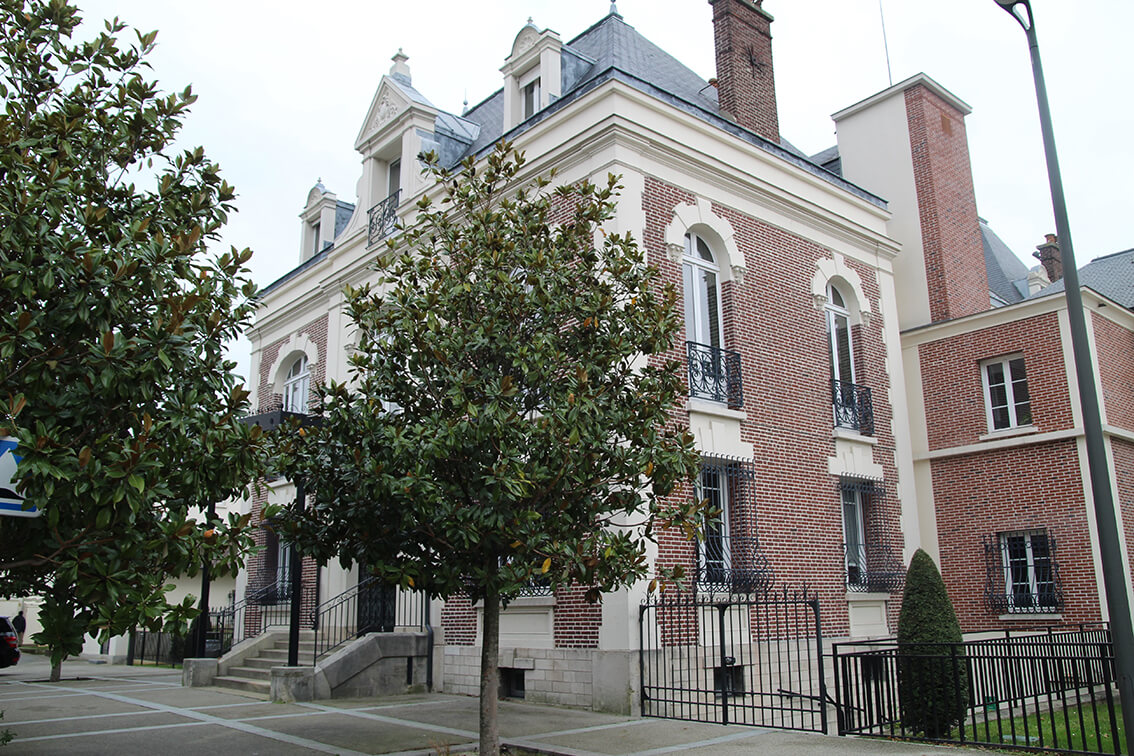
[832,72,972,122]
[917,427,1079,461]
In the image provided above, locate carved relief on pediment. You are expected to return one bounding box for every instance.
[368,94,400,133]
[511,27,539,58]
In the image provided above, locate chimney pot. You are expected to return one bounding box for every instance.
[1034,233,1063,282]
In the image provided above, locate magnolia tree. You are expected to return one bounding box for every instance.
[275,144,701,755]
[0,0,263,679]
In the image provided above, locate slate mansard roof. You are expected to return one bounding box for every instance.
[427,11,884,209]
[1037,247,1134,310]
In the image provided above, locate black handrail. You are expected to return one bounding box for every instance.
[310,576,429,664]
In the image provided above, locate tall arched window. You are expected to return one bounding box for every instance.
[283,355,310,413]
[826,283,873,434]
[825,283,854,386]
[683,232,724,350]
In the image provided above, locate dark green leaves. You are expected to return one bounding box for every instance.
[0,0,265,664]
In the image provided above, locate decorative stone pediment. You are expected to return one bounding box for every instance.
[354,79,414,151]
[512,25,540,58]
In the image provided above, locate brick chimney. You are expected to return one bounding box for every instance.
[709,0,779,143]
[1034,233,1062,282]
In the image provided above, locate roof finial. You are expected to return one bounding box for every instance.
[462,91,469,116]
[610,2,620,17]
[390,48,411,83]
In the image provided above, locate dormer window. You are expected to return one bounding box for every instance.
[522,78,541,119]
[310,222,321,256]
[501,22,562,129]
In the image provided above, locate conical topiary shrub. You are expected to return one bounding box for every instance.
[896,549,968,738]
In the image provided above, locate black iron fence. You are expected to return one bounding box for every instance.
[640,588,827,732]
[834,625,1119,755]
[311,577,430,663]
[367,189,401,246]
[686,341,743,408]
[831,379,874,435]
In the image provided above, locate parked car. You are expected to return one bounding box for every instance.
[0,617,20,668]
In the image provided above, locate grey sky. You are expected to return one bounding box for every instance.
[69,0,1131,376]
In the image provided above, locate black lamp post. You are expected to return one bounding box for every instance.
[994,2,1134,751]
[241,407,317,668]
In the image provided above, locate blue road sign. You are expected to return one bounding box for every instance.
[0,437,39,518]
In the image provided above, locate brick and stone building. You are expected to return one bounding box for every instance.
[237,0,1134,711]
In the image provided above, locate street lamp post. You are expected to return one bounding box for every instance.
[994,2,1134,750]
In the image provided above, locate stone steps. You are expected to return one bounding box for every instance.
[213,632,317,696]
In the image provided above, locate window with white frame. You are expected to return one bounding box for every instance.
[982,355,1032,431]
[683,233,723,350]
[826,283,854,385]
[985,529,1061,613]
[697,462,730,585]
[522,77,541,119]
[283,355,310,413]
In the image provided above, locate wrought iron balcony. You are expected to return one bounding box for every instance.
[695,535,773,594]
[687,341,743,408]
[844,541,905,593]
[367,189,401,246]
[831,379,874,435]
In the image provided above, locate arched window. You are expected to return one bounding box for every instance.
[683,232,724,350]
[826,282,854,385]
[282,355,310,413]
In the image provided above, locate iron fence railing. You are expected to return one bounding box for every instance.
[831,379,874,435]
[367,189,401,246]
[212,570,317,656]
[311,576,430,663]
[834,625,1118,755]
[843,541,905,593]
[639,587,827,732]
[686,341,743,408]
[695,534,773,595]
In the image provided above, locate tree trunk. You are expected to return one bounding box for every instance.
[50,660,61,682]
[479,587,500,756]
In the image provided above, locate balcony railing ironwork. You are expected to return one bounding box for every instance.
[844,541,905,593]
[687,341,743,408]
[982,532,1064,614]
[695,534,773,594]
[367,189,401,246]
[831,379,874,435]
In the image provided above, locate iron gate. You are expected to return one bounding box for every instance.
[639,589,827,732]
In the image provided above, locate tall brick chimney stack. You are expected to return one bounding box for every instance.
[709,0,780,144]
[1034,233,1062,282]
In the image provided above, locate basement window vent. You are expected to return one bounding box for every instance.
[500,667,526,699]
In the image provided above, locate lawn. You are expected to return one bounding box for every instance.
[958,700,1124,754]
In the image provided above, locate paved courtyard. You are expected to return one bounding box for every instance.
[0,653,970,755]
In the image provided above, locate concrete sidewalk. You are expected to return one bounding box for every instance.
[0,653,969,755]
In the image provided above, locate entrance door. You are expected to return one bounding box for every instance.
[356,568,396,635]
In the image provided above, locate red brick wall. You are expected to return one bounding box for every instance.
[1110,439,1134,590]
[643,176,903,637]
[919,312,1071,450]
[905,84,988,323]
[710,0,779,143]
[1093,313,1134,433]
[932,440,1099,629]
[441,592,477,646]
[553,584,602,648]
